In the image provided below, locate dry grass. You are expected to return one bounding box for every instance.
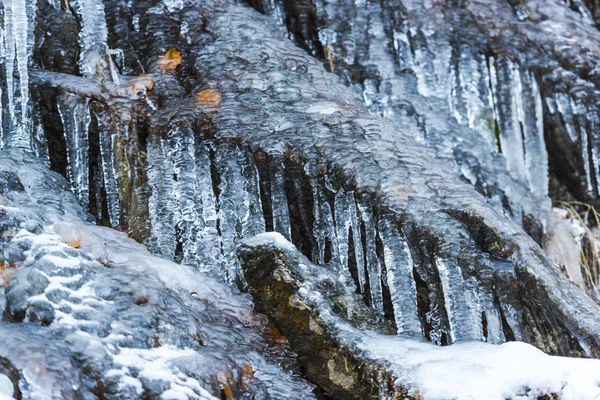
[557,200,600,302]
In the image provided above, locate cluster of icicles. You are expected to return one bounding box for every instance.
[0,0,593,349]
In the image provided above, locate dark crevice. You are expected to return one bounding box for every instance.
[494,296,516,342]
[33,88,68,177]
[481,311,489,342]
[413,269,433,342]
[284,159,317,260]
[256,152,275,232]
[347,226,362,295]
[87,105,110,225]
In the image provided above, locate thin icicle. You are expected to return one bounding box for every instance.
[1,0,34,148]
[239,149,266,238]
[194,141,224,276]
[271,158,292,240]
[520,71,549,200]
[489,57,527,184]
[71,0,109,77]
[146,136,176,260]
[377,216,421,335]
[94,107,120,226]
[356,200,381,313]
[311,174,339,265]
[168,126,201,266]
[435,257,484,343]
[57,93,91,208]
[215,145,249,283]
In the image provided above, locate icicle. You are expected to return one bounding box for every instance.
[194,141,224,277]
[94,107,120,226]
[0,0,34,148]
[146,135,176,260]
[498,302,524,342]
[349,196,366,292]
[520,71,549,199]
[573,97,595,196]
[479,288,506,344]
[57,93,91,208]
[271,158,292,240]
[215,144,257,284]
[239,149,266,238]
[356,200,382,314]
[70,0,109,77]
[489,57,527,184]
[334,190,367,292]
[311,174,339,265]
[458,50,496,149]
[377,216,421,335]
[168,126,201,266]
[435,257,484,343]
[215,144,264,283]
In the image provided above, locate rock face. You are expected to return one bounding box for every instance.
[239,233,600,400]
[0,0,598,398]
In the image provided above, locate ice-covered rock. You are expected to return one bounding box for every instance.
[0,150,316,399]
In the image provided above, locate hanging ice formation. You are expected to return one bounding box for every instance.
[0,0,37,149]
[14,0,600,357]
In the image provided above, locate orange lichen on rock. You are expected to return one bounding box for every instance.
[218,372,234,399]
[123,75,154,97]
[66,238,82,248]
[53,222,84,248]
[157,48,182,73]
[0,262,16,287]
[196,88,221,106]
[241,365,255,388]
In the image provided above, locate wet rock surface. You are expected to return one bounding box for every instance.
[0,0,599,398]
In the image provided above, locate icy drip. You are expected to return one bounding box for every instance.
[478,285,506,344]
[194,142,224,276]
[71,0,109,77]
[271,158,292,240]
[411,32,453,99]
[94,107,120,226]
[573,96,595,196]
[589,103,600,193]
[57,93,91,208]
[377,216,421,335]
[453,49,496,149]
[489,57,527,183]
[215,144,266,284]
[146,136,176,260]
[356,200,383,315]
[310,174,339,265]
[239,149,266,238]
[334,190,366,292]
[0,0,34,148]
[488,57,549,198]
[435,257,484,343]
[358,1,397,117]
[168,126,201,266]
[520,71,548,199]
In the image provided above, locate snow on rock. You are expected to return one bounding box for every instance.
[240,233,600,400]
[360,333,600,400]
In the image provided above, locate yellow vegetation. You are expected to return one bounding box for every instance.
[157,48,182,73]
[196,88,221,106]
